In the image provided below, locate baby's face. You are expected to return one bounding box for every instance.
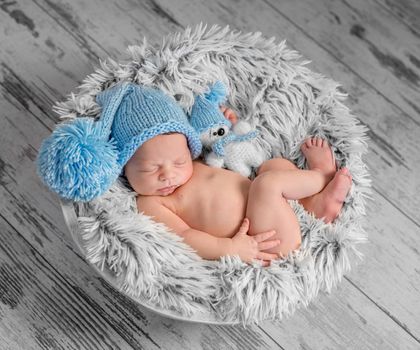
[124,133,194,196]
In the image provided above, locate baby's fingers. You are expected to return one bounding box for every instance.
[237,218,249,235]
[258,239,281,251]
[252,259,271,267]
[257,252,280,261]
[261,260,270,267]
[253,229,276,242]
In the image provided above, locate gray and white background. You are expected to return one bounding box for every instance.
[0,1,419,349]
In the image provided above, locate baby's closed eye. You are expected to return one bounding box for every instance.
[139,167,158,172]
[139,160,186,171]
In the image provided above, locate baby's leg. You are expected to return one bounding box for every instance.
[246,169,331,257]
[257,138,352,223]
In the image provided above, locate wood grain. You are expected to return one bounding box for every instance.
[0,215,138,350]
[264,0,420,122]
[376,0,420,35]
[1,0,419,349]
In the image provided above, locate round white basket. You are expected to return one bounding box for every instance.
[53,24,371,326]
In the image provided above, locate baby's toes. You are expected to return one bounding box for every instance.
[339,168,353,184]
[316,138,323,147]
[300,139,309,151]
[340,167,350,175]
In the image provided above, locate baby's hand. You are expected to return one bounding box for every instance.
[220,105,238,125]
[231,218,280,267]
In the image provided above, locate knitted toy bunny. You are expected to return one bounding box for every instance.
[189,81,266,178]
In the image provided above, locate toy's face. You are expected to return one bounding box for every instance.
[200,124,230,146]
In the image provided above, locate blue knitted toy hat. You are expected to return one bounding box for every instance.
[36,82,202,202]
[189,81,232,133]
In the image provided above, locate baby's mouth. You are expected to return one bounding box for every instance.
[159,185,177,192]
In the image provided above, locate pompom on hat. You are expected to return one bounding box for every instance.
[36,82,202,202]
[189,81,232,133]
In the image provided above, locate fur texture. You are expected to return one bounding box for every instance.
[56,24,372,326]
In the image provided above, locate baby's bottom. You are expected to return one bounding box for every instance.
[246,166,330,258]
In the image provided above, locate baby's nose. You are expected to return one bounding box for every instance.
[159,167,176,181]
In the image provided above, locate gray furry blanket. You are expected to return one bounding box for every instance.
[56,24,371,326]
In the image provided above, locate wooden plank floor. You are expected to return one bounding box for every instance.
[1,0,419,349]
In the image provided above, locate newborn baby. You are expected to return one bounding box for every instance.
[37,82,351,268]
[125,107,352,266]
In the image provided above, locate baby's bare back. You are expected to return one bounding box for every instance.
[161,160,252,238]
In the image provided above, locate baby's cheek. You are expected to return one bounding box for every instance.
[129,175,149,194]
[181,165,194,184]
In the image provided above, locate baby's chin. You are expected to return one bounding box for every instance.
[136,185,180,196]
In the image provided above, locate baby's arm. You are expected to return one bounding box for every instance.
[137,197,232,260]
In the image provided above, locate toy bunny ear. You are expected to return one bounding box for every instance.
[36,82,132,202]
[204,81,227,105]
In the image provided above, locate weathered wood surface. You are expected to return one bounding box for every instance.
[0,0,419,349]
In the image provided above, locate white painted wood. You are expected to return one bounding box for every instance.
[1,0,419,349]
[376,0,420,35]
[264,0,420,122]
[0,216,138,350]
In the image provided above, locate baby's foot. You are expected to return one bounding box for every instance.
[300,137,336,181]
[300,168,352,223]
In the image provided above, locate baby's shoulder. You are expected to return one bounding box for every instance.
[136,194,162,209]
[136,195,190,235]
[136,194,176,214]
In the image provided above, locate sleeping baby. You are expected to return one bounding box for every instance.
[37,82,352,267]
[119,83,352,267]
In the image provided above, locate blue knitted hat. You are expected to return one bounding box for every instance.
[189,81,232,133]
[36,82,202,202]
